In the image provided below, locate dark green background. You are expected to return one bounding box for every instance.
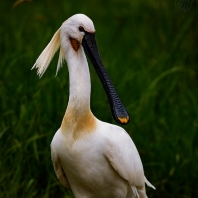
[0,0,197,197]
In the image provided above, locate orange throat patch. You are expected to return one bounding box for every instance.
[70,38,80,51]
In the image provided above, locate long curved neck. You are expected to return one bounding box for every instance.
[61,43,95,134]
[67,46,91,112]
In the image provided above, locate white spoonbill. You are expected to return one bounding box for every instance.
[32,14,155,198]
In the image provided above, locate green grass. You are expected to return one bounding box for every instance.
[0,0,198,197]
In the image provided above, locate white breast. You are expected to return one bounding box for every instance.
[51,119,145,198]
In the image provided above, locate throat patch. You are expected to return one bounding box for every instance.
[70,38,80,51]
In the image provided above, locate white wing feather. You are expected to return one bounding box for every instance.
[104,126,155,190]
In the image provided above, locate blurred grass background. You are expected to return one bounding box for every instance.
[0,0,198,197]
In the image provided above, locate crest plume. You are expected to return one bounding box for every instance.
[32,28,64,77]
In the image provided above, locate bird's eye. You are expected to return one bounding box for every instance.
[79,26,84,32]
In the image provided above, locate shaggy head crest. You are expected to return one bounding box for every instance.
[32,28,64,77]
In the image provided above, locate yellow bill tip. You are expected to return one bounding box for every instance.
[118,116,130,125]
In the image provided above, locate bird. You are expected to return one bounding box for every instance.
[32,14,155,198]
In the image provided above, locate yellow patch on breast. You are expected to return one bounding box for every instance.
[61,109,96,140]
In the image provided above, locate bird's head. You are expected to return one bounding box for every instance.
[60,14,95,51]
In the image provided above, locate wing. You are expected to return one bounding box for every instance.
[104,125,155,195]
[104,126,145,187]
[51,148,70,188]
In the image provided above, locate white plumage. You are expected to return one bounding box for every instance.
[32,14,155,198]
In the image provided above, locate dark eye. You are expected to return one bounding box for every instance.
[79,26,84,32]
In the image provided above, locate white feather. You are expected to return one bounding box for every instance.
[56,46,65,76]
[131,186,140,198]
[144,176,156,189]
[32,28,61,77]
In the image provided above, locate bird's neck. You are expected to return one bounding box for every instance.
[61,45,96,135]
[67,46,91,111]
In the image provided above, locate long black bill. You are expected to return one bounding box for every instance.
[82,32,130,125]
